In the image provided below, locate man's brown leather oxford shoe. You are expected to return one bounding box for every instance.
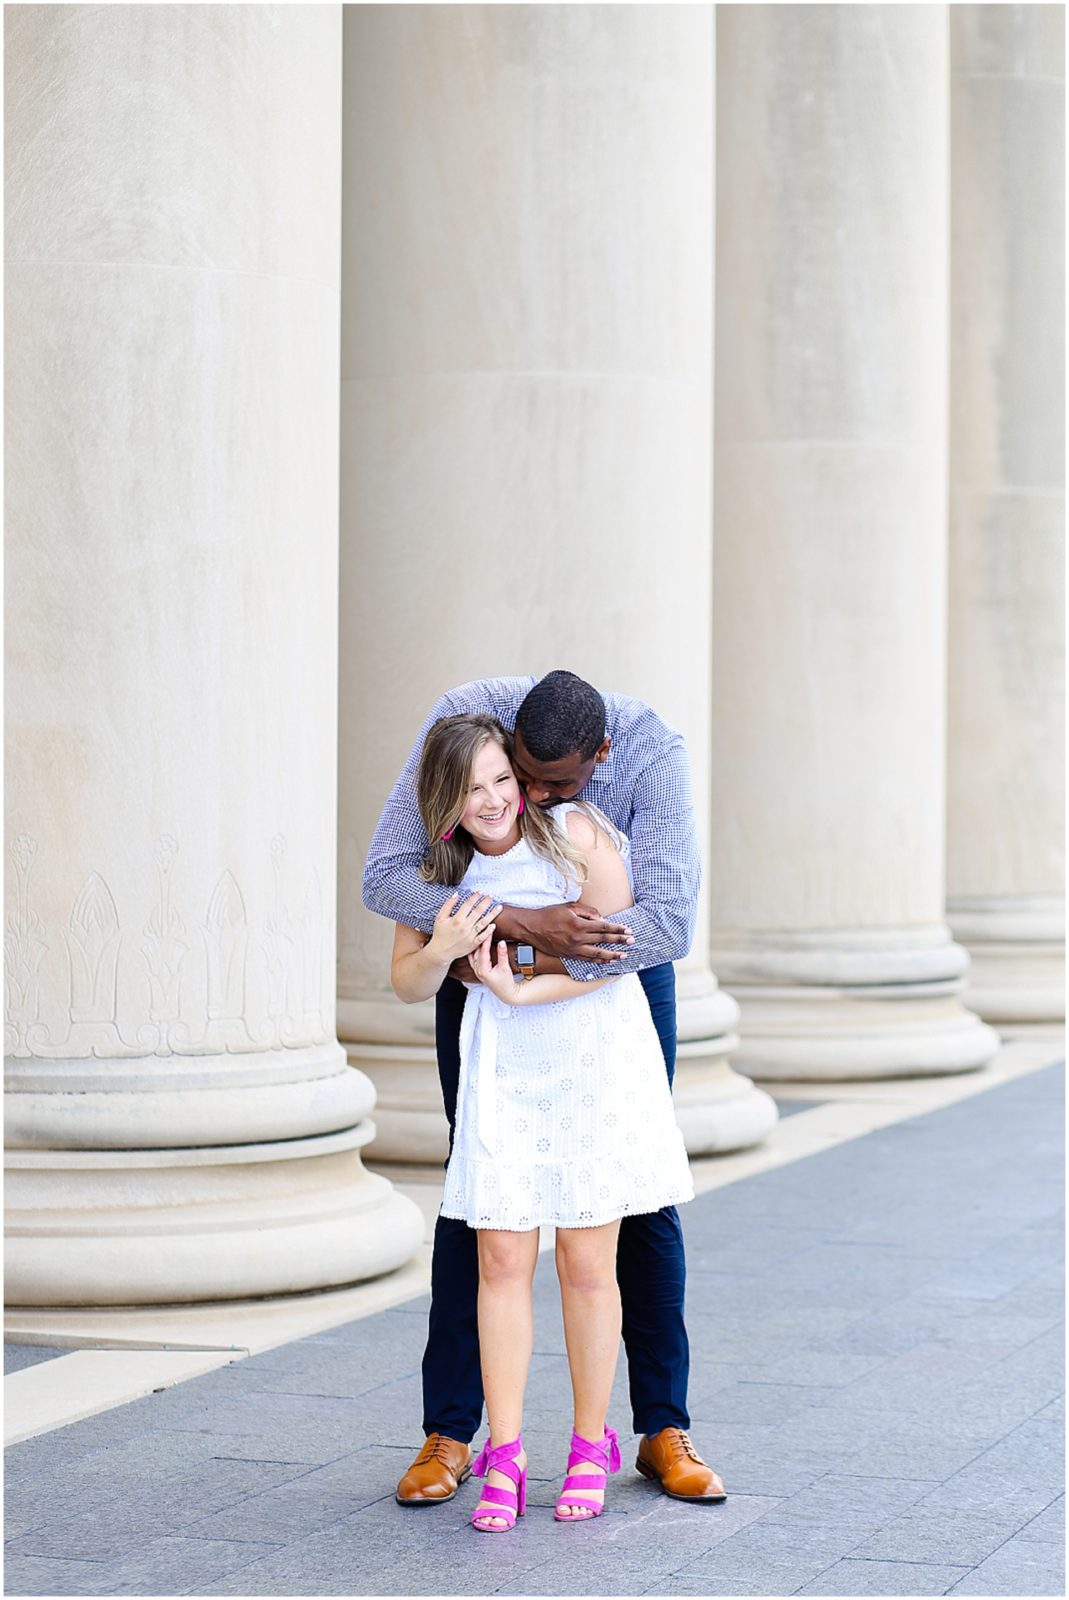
[395,1433,473,1505]
[636,1427,727,1501]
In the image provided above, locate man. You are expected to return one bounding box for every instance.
[363,670,725,1504]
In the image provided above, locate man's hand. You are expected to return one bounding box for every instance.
[507,903,634,963]
[443,901,633,983]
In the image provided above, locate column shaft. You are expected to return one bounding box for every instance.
[712,4,999,1079]
[947,4,1065,1023]
[4,4,421,1303]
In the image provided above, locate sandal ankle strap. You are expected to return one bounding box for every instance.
[472,1433,524,1478]
[567,1425,621,1474]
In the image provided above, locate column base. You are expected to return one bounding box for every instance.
[346,1041,447,1164]
[5,1124,424,1305]
[4,1041,372,1149]
[675,1047,779,1153]
[949,897,1065,1025]
[674,964,778,1152]
[718,986,1000,1081]
[712,927,1001,1080]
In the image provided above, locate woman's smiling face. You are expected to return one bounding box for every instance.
[460,738,522,853]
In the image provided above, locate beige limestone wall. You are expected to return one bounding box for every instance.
[339,4,770,1158]
[947,4,1065,1022]
[5,4,421,1303]
[711,3,999,1079]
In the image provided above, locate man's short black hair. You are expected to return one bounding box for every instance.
[515,670,606,762]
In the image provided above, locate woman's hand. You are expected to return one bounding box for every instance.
[426,892,501,965]
[468,938,521,1004]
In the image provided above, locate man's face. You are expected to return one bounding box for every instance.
[511,729,611,808]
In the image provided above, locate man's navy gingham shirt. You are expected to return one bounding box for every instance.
[361,676,701,982]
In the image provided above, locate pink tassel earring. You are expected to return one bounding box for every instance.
[441,826,455,841]
[517,795,525,816]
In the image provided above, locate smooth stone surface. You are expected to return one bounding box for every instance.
[5,4,423,1306]
[946,5,1064,1027]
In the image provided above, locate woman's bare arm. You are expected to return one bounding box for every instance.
[391,891,500,1003]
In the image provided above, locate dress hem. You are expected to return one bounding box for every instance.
[439,1187,694,1233]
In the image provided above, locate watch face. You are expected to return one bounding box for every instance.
[516,944,535,965]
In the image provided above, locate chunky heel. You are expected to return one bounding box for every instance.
[470,1433,526,1533]
[554,1426,621,1521]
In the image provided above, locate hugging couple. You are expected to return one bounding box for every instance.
[363,671,726,1531]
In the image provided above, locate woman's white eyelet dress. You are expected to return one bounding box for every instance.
[439,804,694,1232]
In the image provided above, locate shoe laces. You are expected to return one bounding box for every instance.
[419,1433,456,1464]
[666,1429,702,1462]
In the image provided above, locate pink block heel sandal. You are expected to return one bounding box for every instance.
[470,1433,527,1533]
[554,1426,621,1521]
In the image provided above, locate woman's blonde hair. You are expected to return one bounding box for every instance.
[417,713,618,887]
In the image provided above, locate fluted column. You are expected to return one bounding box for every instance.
[947,5,1065,1024]
[339,4,773,1162]
[4,4,421,1304]
[711,5,1000,1080]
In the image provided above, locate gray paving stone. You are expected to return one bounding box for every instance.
[1015,1495,1065,1545]
[252,1442,426,1504]
[767,1471,940,1531]
[990,1279,1066,1323]
[3,1554,129,1597]
[945,1535,1066,1596]
[650,1579,815,1597]
[833,1426,1004,1482]
[5,1458,313,1559]
[806,1306,976,1359]
[200,1355,423,1401]
[912,1467,1061,1527]
[4,1406,169,1481]
[794,1557,972,1595]
[742,1348,892,1388]
[667,1514,870,1591]
[687,1378,844,1425]
[184,1483,365,1544]
[197,1496,567,1596]
[5,1427,227,1507]
[192,1507,433,1594]
[964,1418,1065,1487]
[5,1536,283,1597]
[846,1503,1040,1566]
[499,1494,776,1594]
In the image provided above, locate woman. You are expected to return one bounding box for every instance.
[389,713,693,1531]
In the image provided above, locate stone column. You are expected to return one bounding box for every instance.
[339,4,773,1161]
[4,4,421,1304]
[711,5,1000,1080]
[947,5,1065,1024]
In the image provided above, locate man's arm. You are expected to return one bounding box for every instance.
[361,688,470,934]
[559,736,700,982]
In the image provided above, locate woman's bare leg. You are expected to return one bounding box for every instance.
[555,1220,623,1515]
[475,1227,539,1526]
